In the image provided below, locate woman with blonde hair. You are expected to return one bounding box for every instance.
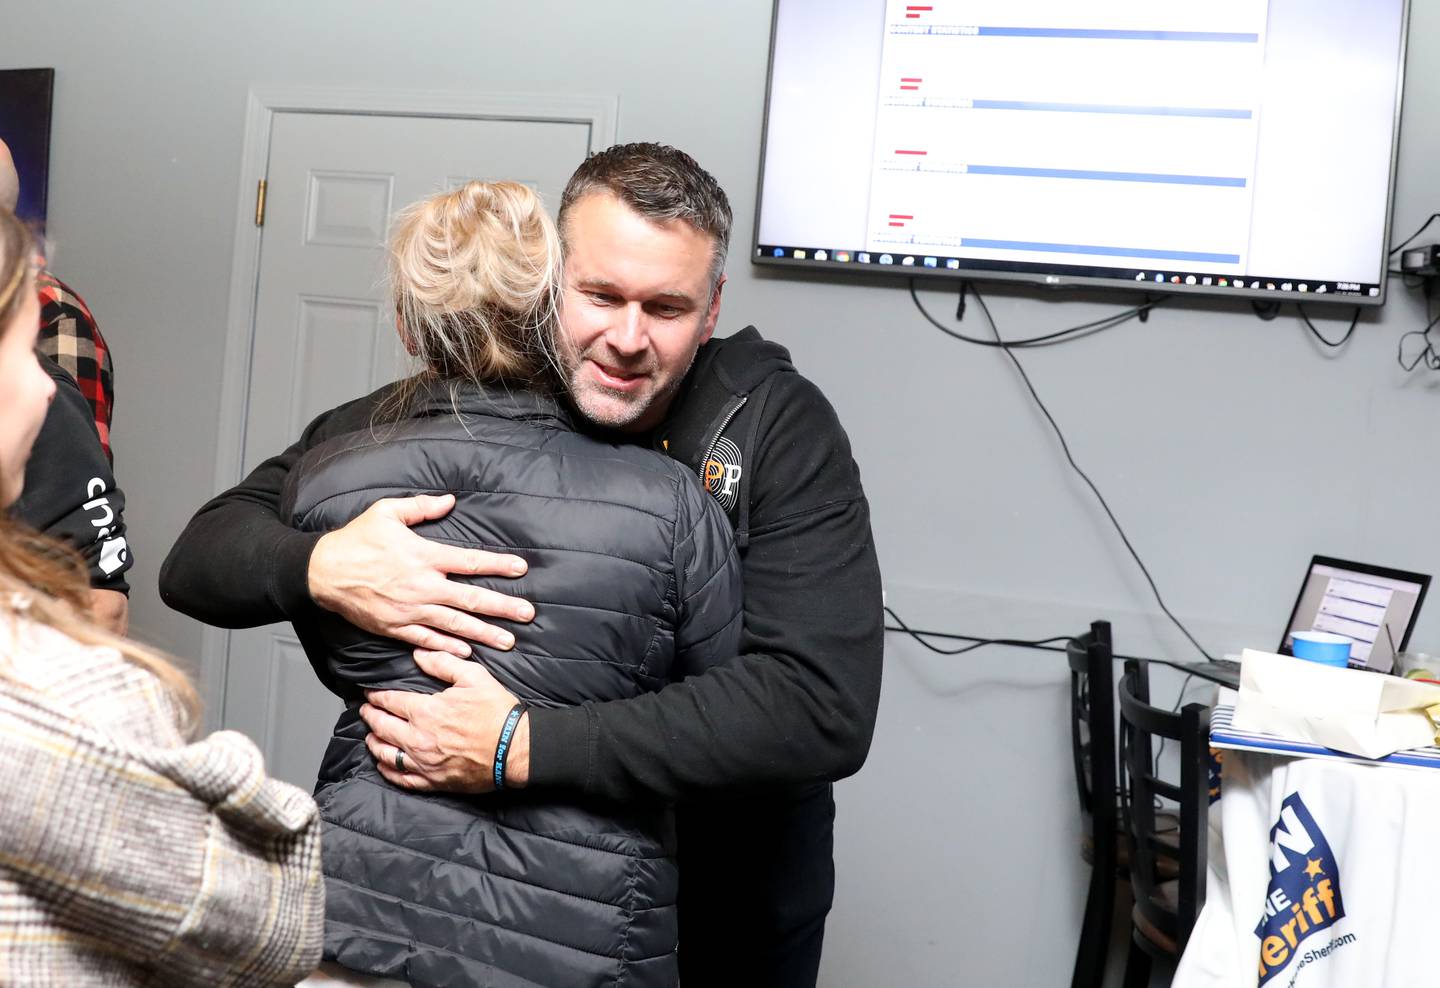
[0,208,323,984]
[280,181,742,987]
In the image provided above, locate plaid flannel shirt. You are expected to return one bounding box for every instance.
[37,272,114,461]
[0,609,324,986]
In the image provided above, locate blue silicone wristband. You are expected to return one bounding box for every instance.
[494,702,526,791]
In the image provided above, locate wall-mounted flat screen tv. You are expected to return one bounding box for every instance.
[754,0,1410,306]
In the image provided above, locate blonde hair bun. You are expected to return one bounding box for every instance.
[389,181,562,386]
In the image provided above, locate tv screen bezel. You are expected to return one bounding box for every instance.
[750,0,1412,308]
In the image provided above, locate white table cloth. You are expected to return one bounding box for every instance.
[1174,743,1440,987]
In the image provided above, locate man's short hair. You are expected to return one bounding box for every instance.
[559,143,733,288]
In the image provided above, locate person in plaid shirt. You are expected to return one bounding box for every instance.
[2,141,129,635]
[0,138,115,460]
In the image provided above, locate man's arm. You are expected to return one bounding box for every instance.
[529,507,881,799]
[530,374,882,799]
[363,373,884,800]
[158,433,323,628]
[160,389,531,651]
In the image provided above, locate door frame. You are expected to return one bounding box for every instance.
[202,87,617,726]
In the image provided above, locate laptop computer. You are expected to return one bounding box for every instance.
[1277,555,1431,672]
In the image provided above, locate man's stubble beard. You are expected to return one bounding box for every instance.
[564,344,699,433]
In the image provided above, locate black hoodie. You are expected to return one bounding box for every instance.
[528,327,884,800]
[13,357,132,594]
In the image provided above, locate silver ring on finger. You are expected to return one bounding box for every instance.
[395,749,405,773]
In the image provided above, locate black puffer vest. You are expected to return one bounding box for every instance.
[281,381,742,988]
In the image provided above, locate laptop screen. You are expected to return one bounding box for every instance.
[1280,556,1431,670]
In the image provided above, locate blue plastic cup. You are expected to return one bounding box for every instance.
[1291,631,1352,667]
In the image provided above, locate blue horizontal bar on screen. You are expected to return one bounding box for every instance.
[977,27,1259,42]
[971,100,1251,119]
[1329,595,1386,611]
[961,239,1241,264]
[965,165,1246,187]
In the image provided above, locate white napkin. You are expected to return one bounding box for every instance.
[1231,648,1440,758]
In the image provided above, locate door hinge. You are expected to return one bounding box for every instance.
[254,179,268,227]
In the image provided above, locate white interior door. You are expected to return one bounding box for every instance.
[225,110,592,788]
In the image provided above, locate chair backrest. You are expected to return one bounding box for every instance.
[1067,621,1117,859]
[1117,658,1211,953]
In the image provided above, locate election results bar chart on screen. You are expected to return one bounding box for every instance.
[1312,576,1391,663]
[867,0,1266,278]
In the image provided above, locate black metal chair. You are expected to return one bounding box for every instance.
[1066,621,1118,988]
[1117,659,1211,988]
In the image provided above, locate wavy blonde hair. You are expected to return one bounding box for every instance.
[381,181,563,419]
[0,210,199,735]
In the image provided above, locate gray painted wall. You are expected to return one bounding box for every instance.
[5,2,1438,984]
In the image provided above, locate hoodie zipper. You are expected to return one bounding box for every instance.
[700,394,748,473]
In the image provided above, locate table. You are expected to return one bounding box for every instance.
[1173,696,1440,987]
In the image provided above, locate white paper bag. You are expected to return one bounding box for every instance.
[1231,649,1440,758]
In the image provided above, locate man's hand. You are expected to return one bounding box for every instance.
[308,494,534,656]
[361,648,530,793]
